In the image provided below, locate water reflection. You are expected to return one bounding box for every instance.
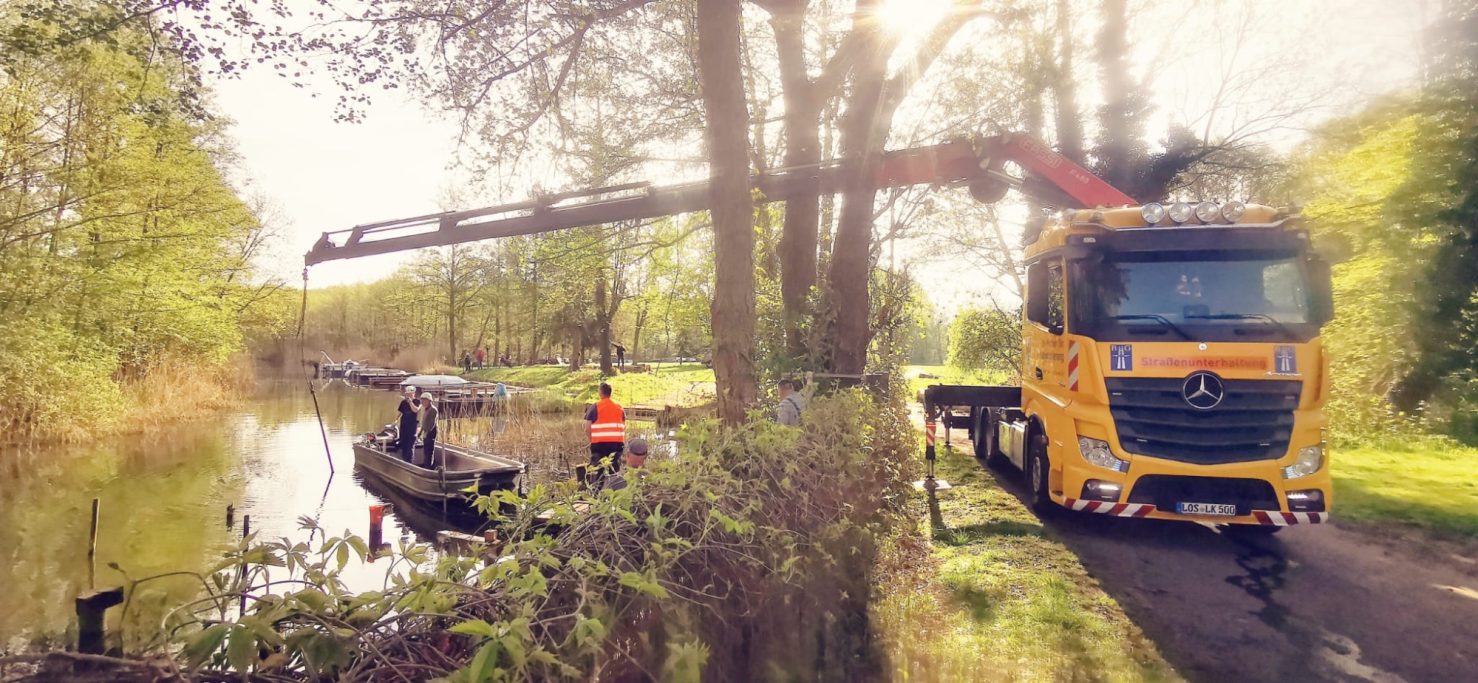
[0,380,503,648]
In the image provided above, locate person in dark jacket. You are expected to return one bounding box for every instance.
[395,385,420,462]
[417,392,439,467]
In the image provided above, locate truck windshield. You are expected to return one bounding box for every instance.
[1072,252,1314,341]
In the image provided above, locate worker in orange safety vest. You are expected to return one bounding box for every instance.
[585,382,626,474]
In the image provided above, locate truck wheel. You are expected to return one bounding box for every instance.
[971,410,989,459]
[1027,432,1053,513]
[978,411,1008,470]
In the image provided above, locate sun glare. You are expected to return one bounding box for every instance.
[874,0,955,44]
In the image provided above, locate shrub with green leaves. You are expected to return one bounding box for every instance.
[20,392,913,682]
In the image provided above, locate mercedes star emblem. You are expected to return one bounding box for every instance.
[1182,372,1225,410]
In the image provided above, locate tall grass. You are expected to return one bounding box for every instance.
[1,354,253,449]
[115,357,253,434]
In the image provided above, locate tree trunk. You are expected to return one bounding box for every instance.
[596,270,614,374]
[696,0,757,425]
[493,300,502,361]
[827,27,891,375]
[448,288,458,362]
[1053,0,1085,164]
[772,7,822,358]
[632,301,648,361]
[1094,0,1139,190]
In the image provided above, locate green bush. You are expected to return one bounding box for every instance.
[68,393,915,681]
[947,307,1021,379]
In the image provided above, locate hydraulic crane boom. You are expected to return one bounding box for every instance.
[305,133,1136,265]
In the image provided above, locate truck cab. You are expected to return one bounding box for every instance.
[942,200,1336,529]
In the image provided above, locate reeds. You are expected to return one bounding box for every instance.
[0,355,254,449]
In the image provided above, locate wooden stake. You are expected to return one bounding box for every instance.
[87,498,100,590]
[239,515,250,614]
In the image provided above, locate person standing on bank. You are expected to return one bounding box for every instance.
[417,392,439,467]
[396,385,420,462]
[585,382,626,474]
[614,342,626,370]
[776,378,803,426]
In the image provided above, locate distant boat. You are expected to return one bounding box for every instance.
[353,433,523,505]
[399,374,470,388]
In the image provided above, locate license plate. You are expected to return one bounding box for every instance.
[1176,502,1237,516]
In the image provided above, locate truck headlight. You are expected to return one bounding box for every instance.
[1282,445,1324,479]
[1078,437,1129,473]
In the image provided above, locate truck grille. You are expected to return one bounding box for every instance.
[1105,377,1301,464]
[1127,475,1280,515]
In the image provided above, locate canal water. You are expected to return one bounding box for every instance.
[0,380,573,650]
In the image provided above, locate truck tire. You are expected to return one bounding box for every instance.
[976,410,1009,470]
[971,409,988,459]
[1027,432,1053,513]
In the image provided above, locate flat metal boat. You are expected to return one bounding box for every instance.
[353,435,523,504]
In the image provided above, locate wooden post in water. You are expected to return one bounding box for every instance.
[76,587,124,655]
[87,498,100,590]
[239,514,251,614]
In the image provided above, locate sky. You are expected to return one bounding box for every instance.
[214,0,1428,305]
[213,68,465,287]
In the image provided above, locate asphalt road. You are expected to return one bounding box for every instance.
[970,447,1478,683]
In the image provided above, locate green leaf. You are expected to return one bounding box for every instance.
[293,630,348,673]
[449,619,497,640]
[345,535,368,560]
[182,623,229,669]
[292,588,331,611]
[226,625,256,673]
[618,570,670,599]
[240,616,284,647]
[573,615,607,648]
[467,640,501,682]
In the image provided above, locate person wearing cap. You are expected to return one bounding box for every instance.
[604,437,649,491]
[776,379,804,426]
[417,392,439,467]
[394,385,420,462]
[585,382,626,474]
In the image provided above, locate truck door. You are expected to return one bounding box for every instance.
[1025,257,1068,389]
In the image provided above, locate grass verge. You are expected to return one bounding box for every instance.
[873,444,1180,682]
[466,363,715,407]
[1332,441,1478,540]
[903,364,1014,399]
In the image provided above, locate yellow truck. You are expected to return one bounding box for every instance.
[925,200,1335,530]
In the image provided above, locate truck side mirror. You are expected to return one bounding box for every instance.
[1307,258,1335,325]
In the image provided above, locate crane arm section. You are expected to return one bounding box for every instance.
[305,134,1135,265]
